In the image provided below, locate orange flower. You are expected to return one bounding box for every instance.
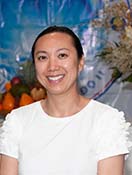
[2,92,15,111]
[0,103,3,111]
[5,81,12,91]
[19,93,34,107]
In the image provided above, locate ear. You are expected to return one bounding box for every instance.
[78,56,84,73]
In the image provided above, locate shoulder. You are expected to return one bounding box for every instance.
[90,99,118,113]
[87,99,127,128]
[90,99,124,118]
[3,101,41,128]
[91,101,132,160]
[0,102,41,159]
[12,100,40,115]
[90,100,131,142]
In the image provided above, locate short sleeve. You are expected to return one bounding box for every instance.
[0,111,22,159]
[95,108,132,161]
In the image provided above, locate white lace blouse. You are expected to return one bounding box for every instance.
[0,99,132,175]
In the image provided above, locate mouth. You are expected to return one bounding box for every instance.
[47,74,64,82]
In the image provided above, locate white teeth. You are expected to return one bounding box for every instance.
[48,75,64,81]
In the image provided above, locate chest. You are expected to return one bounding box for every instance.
[19,116,97,174]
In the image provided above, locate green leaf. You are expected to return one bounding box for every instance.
[112,68,121,79]
[123,74,132,82]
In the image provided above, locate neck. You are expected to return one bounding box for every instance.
[42,91,89,118]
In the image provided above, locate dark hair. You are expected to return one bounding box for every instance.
[31,25,84,62]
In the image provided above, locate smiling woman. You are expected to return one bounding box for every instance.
[33,31,84,97]
[0,25,132,175]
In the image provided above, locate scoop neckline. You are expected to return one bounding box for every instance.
[38,98,94,122]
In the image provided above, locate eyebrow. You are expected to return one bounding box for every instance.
[35,48,70,56]
[57,48,70,52]
[35,51,47,56]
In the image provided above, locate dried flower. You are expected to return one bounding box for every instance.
[125,25,132,39]
[93,0,132,82]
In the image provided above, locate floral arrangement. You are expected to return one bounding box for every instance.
[0,60,47,117]
[92,0,132,82]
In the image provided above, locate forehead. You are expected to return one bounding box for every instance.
[36,32,74,45]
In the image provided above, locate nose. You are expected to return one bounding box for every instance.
[48,57,59,71]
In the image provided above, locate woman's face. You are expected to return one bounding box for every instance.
[34,32,84,96]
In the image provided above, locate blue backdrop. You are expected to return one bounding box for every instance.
[0,0,105,93]
[0,0,132,121]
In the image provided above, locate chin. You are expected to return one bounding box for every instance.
[47,89,64,95]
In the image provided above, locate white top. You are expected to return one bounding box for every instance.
[0,99,132,175]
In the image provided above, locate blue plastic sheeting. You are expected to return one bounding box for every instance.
[0,0,102,27]
[0,0,132,120]
[0,0,105,92]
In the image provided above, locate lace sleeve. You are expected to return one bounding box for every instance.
[0,111,22,159]
[95,109,132,161]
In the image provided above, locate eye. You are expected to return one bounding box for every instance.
[37,55,47,61]
[58,53,68,59]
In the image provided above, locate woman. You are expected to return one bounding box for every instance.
[0,25,131,175]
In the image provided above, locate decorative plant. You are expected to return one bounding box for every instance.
[92,0,132,82]
[0,59,47,116]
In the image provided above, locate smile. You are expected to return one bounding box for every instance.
[47,75,64,81]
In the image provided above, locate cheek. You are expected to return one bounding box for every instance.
[64,58,79,69]
[35,65,46,85]
[35,64,40,73]
[35,61,45,72]
[67,60,80,74]
[35,64,44,78]
[63,63,75,74]
[66,64,79,80]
